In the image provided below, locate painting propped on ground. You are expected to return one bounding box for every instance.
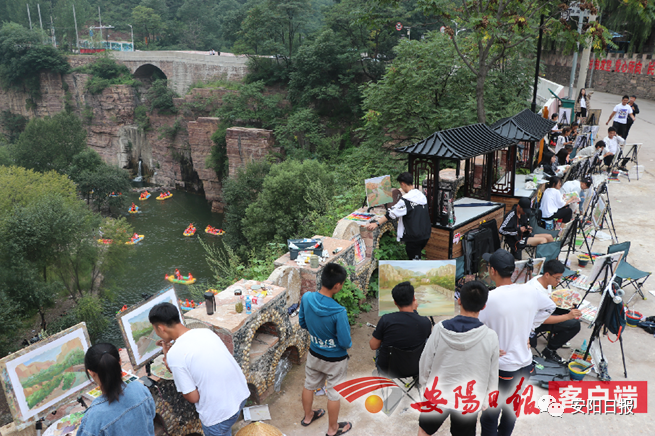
[117,287,184,369]
[0,323,91,426]
[365,175,394,208]
[379,260,456,317]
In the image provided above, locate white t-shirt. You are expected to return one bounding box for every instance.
[612,103,633,124]
[555,136,569,154]
[561,180,581,196]
[479,283,555,371]
[580,98,586,109]
[167,329,250,426]
[540,187,566,218]
[527,276,552,297]
[603,135,625,155]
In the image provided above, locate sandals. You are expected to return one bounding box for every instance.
[327,421,353,436]
[300,408,325,427]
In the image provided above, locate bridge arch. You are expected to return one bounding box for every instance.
[133,63,167,82]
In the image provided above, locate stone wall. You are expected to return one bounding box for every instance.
[226,127,279,177]
[542,51,655,100]
[187,117,223,212]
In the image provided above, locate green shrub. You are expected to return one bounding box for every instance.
[0,111,28,143]
[134,105,150,130]
[146,79,179,114]
[334,274,369,325]
[158,117,185,140]
[77,57,138,95]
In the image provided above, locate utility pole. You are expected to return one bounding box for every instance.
[37,4,43,31]
[567,2,590,98]
[27,5,32,30]
[98,7,103,40]
[577,14,597,93]
[531,14,545,113]
[128,24,134,51]
[73,4,80,50]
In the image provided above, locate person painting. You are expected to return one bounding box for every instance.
[538,152,560,178]
[554,126,572,154]
[77,343,156,436]
[365,172,432,260]
[574,88,592,121]
[602,126,626,170]
[556,144,573,166]
[540,177,575,223]
[149,303,249,436]
[499,197,554,260]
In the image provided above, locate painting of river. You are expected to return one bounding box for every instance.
[378,260,456,317]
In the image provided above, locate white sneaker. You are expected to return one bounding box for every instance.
[562,342,571,349]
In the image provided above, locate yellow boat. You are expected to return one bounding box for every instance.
[165,274,196,285]
[156,193,173,200]
[126,235,144,245]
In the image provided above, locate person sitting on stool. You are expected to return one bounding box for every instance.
[369,281,432,375]
[540,177,576,224]
[527,260,582,364]
[602,126,626,171]
[365,172,432,260]
[499,197,554,260]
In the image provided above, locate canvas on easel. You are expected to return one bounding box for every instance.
[365,175,394,208]
[558,108,572,125]
[0,323,92,429]
[591,197,606,230]
[117,287,185,369]
[585,109,602,126]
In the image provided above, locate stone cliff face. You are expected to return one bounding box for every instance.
[0,70,235,212]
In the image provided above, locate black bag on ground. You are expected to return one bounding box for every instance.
[462,227,494,275]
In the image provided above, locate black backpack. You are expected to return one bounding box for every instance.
[603,286,626,341]
[462,227,494,275]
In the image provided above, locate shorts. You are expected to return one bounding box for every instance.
[304,354,348,401]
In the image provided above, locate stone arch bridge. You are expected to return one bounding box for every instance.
[112,51,249,95]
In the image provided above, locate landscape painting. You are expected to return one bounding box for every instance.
[365,175,394,208]
[379,260,456,317]
[0,324,91,424]
[117,287,183,368]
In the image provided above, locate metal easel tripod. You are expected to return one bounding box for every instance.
[561,213,594,266]
[588,182,619,251]
[578,255,628,378]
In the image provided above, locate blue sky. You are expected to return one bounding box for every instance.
[23,343,65,367]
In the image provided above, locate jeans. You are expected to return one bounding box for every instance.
[202,399,247,436]
[480,364,535,436]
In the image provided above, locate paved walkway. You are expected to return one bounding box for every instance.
[260,91,655,436]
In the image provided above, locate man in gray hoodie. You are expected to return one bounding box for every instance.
[365,172,432,260]
[417,281,499,436]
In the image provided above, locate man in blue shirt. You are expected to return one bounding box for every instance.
[299,263,352,436]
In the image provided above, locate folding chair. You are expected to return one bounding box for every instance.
[377,344,425,401]
[607,241,651,305]
[534,241,576,287]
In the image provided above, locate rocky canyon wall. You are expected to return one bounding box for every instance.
[0,70,239,212]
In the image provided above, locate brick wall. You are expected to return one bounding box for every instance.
[542,51,655,100]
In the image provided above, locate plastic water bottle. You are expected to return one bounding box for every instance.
[245,296,252,314]
[581,340,588,353]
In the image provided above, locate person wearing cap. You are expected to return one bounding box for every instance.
[499,197,554,260]
[478,249,555,436]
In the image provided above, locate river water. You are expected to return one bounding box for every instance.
[98,189,223,346]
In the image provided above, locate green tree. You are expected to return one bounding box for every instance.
[53,0,93,51]
[0,110,28,143]
[242,159,334,246]
[13,112,87,174]
[222,160,271,255]
[0,166,78,214]
[288,29,360,117]
[132,5,165,44]
[0,23,70,100]
[146,79,179,114]
[75,164,132,211]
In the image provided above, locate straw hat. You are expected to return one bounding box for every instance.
[235,422,283,436]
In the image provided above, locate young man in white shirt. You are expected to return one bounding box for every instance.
[365,172,432,260]
[150,303,250,436]
[526,260,582,364]
[602,126,626,169]
[478,249,555,436]
[561,176,592,214]
[605,95,635,139]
